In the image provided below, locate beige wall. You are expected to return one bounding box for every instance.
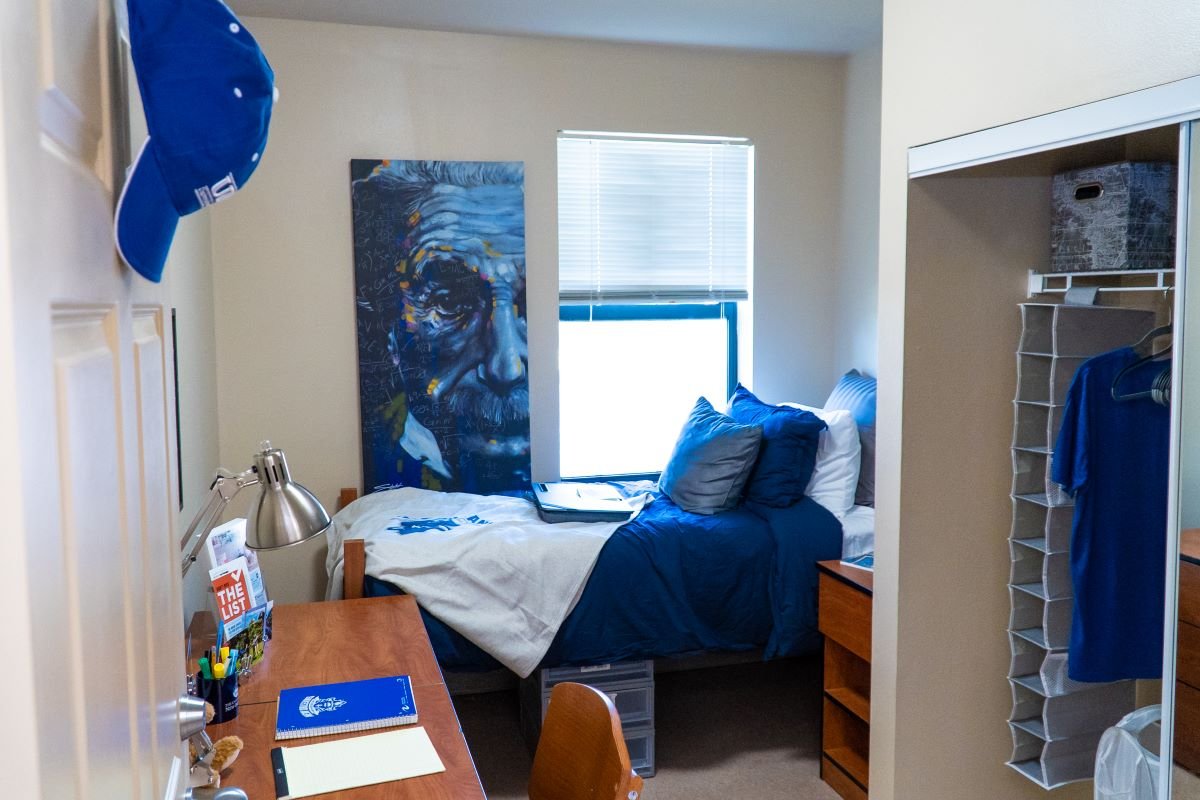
[875,3,1200,798]
[208,18,864,599]
[126,70,222,623]
[837,41,881,376]
[168,215,222,621]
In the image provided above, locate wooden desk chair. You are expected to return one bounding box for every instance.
[529,682,645,800]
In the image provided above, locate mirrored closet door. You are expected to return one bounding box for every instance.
[1167,119,1200,798]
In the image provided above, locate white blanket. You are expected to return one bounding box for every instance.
[325,487,646,677]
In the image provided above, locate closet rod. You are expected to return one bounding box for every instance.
[1027,268,1175,298]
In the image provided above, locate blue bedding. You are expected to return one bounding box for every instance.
[363,486,843,671]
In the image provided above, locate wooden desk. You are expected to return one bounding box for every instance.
[203,596,485,798]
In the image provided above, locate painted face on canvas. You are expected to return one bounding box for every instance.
[393,179,529,467]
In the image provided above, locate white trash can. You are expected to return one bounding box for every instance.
[1095,705,1161,800]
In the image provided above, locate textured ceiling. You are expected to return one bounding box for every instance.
[228,0,882,54]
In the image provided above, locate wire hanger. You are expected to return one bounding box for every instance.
[1112,324,1172,405]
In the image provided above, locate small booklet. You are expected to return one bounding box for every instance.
[271,727,444,799]
[276,675,417,740]
[210,556,255,624]
[206,518,268,606]
[840,553,874,571]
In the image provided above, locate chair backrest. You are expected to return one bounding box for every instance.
[529,682,645,800]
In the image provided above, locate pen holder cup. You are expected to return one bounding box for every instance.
[196,671,239,724]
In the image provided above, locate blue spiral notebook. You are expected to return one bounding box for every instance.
[276,675,417,740]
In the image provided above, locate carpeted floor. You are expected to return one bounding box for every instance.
[453,656,840,799]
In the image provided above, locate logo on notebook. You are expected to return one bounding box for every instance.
[298,695,347,718]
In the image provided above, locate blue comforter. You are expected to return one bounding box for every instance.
[364,487,842,671]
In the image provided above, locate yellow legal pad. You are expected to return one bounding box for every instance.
[270,726,445,798]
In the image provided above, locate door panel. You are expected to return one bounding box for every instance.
[37,0,106,173]
[132,306,182,800]
[53,307,138,800]
[1,0,186,796]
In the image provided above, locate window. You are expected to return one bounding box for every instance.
[558,132,754,478]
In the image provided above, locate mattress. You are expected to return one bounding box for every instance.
[362,484,844,672]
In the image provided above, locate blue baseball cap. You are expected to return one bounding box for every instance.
[116,0,276,282]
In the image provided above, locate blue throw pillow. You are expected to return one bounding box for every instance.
[727,384,827,507]
[824,370,877,507]
[659,397,763,515]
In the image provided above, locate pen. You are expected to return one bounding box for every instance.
[220,646,229,665]
[199,657,212,680]
[213,662,227,680]
[229,648,239,675]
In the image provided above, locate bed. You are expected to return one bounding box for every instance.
[330,371,878,677]
[329,481,850,674]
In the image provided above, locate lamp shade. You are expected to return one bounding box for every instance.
[246,442,331,550]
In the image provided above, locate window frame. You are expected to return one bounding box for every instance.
[558,301,740,481]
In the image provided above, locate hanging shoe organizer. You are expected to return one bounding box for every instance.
[1007,301,1156,789]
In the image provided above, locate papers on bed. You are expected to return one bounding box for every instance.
[325,487,650,677]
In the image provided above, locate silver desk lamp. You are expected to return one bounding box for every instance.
[178,441,331,799]
[180,440,332,576]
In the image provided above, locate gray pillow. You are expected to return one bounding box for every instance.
[659,397,763,515]
[824,370,877,507]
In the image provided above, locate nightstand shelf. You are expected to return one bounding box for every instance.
[818,560,873,800]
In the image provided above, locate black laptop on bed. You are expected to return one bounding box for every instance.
[530,482,635,524]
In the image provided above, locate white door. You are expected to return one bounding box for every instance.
[0,0,186,798]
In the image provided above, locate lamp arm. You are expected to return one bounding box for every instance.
[180,467,260,576]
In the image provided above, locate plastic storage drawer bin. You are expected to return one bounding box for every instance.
[519,659,656,777]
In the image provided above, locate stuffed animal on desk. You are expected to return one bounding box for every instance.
[188,701,245,789]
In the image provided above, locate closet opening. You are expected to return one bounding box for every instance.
[896,121,1180,794]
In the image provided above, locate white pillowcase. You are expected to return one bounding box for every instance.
[780,403,861,520]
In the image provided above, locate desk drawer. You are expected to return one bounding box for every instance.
[1179,621,1200,689]
[820,573,872,662]
[1176,681,1200,774]
[1181,560,1200,629]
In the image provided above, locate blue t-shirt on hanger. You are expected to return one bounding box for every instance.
[1053,346,1170,682]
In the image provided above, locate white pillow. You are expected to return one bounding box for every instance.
[780,403,861,519]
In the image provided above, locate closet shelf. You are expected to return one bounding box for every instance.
[1012,623,1051,652]
[1012,582,1048,600]
[1009,759,1054,789]
[1011,537,1049,553]
[1015,400,1056,408]
[1014,446,1051,455]
[1013,492,1073,509]
[1026,267,1174,298]
[1011,717,1048,740]
[1012,673,1044,694]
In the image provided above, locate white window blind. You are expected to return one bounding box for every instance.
[558,133,753,305]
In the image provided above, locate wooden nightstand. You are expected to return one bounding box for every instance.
[817,560,873,800]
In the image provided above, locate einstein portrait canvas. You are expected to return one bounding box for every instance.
[350,159,529,495]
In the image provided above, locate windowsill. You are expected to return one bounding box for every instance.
[560,473,661,483]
